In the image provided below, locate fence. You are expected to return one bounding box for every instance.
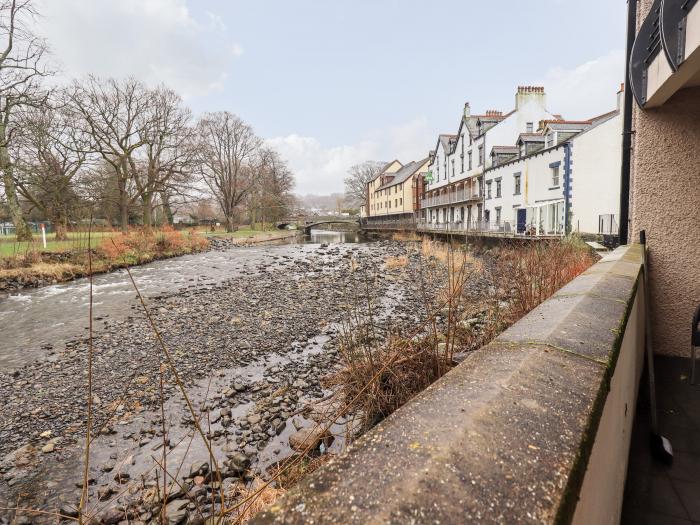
[416,220,563,238]
[421,189,481,208]
[598,214,618,235]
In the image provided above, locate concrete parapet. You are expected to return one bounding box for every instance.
[254,244,645,524]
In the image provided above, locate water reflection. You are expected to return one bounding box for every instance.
[306,228,362,244]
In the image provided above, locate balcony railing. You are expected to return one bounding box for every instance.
[416,220,563,237]
[421,190,481,208]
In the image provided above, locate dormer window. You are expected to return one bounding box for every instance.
[546,133,554,148]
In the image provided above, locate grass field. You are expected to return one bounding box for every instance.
[0,225,288,257]
[0,231,118,257]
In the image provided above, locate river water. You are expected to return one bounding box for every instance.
[0,228,406,519]
[0,229,363,370]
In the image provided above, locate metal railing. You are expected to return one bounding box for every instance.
[416,220,564,238]
[421,190,481,208]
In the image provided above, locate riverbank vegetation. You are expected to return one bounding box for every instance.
[329,237,596,434]
[0,227,209,291]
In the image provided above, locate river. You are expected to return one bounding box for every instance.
[0,229,362,370]
[0,229,427,522]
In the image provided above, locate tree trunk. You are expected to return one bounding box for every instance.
[118,180,129,232]
[52,211,69,241]
[142,192,153,229]
[160,191,173,225]
[2,171,32,241]
[0,125,32,241]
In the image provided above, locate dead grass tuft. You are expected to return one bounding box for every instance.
[225,478,286,523]
[392,231,420,242]
[383,255,408,269]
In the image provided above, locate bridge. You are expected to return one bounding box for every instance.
[276,216,360,235]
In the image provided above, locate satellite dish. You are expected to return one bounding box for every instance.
[630,0,667,107]
[661,0,698,71]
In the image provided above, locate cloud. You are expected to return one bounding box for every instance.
[268,117,433,195]
[539,49,625,119]
[37,0,242,99]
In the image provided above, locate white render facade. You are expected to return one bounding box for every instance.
[421,86,623,236]
[422,86,558,229]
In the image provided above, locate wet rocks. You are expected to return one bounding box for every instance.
[0,240,459,518]
[288,427,334,452]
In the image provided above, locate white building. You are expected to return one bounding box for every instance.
[422,86,558,228]
[483,90,622,235]
[421,85,622,237]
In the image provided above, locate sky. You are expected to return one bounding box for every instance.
[36,0,628,195]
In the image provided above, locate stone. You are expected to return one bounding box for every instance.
[226,451,250,474]
[288,427,333,452]
[164,499,188,525]
[189,461,209,478]
[99,507,124,525]
[98,485,114,501]
[247,414,262,425]
[41,442,55,453]
[59,503,80,518]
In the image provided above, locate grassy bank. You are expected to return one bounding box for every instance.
[0,228,209,291]
[0,231,118,257]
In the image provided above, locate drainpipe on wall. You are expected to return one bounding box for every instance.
[619,0,637,244]
[564,142,573,235]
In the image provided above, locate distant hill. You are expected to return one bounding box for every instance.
[295,193,347,214]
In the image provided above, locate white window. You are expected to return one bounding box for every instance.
[546,133,554,148]
[495,207,502,224]
[487,181,492,199]
[514,174,521,195]
[552,165,560,187]
[468,151,473,170]
[496,180,502,198]
[478,145,484,166]
[526,122,533,133]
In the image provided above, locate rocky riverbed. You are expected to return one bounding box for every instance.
[0,239,478,524]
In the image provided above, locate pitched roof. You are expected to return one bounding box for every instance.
[516,133,546,144]
[439,134,458,153]
[369,159,402,182]
[491,145,519,155]
[375,158,428,191]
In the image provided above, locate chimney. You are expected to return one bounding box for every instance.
[617,82,625,111]
[515,85,546,110]
[463,102,470,119]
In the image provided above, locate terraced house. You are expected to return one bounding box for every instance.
[482,88,623,236]
[420,86,558,229]
[419,85,623,238]
[362,158,430,226]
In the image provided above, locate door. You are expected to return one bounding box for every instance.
[517,209,526,233]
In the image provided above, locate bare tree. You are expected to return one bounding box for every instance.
[343,160,385,207]
[195,111,261,232]
[68,76,152,231]
[0,0,52,240]
[12,99,92,239]
[254,147,295,225]
[136,86,194,228]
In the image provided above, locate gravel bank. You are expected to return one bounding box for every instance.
[0,240,449,523]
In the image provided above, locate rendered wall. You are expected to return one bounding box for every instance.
[630,0,700,356]
[571,113,622,234]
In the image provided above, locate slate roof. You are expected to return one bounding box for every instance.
[375,158,429,191]
[516,133,546,144]
[491,146,519,154]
